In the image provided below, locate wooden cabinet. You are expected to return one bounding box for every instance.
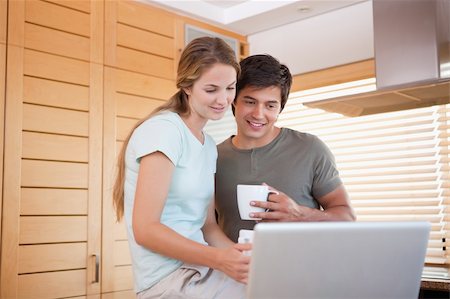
[0,1,247,298]
[2,1,102,298]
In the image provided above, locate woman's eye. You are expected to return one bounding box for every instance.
[205,90,216,93]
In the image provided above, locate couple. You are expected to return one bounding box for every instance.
[113,37,356,299]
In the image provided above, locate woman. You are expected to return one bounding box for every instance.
[113,37,250,299]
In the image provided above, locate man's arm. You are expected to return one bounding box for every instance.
[249,184,356,222]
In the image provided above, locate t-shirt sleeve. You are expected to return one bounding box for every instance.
[311,136,342,199]
[132,118,182,165]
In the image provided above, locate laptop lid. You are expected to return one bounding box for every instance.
[247,221,430,299]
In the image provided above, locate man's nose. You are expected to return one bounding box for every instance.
[251,104,264,118]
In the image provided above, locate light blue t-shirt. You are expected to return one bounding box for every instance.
[124,111,217,292]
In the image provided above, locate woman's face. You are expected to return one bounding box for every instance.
[185,63,237,121]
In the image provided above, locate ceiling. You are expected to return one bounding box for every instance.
[146,0,367,36]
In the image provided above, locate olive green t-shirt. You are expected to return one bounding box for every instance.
[215,128,342,242]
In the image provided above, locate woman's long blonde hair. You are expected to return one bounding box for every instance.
[112,37,240,221]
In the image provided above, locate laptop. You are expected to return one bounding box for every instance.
[246,221,430,299]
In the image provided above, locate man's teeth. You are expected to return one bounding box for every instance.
[249,121,263,127]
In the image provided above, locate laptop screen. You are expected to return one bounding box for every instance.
[247,221,430,299]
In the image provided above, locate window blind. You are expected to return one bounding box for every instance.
[204,92,449,280]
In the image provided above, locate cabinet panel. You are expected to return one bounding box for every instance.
[46,0,91,13]
[23,76,89,111]
[116,93,163,119]
[102,290,136,299]
[25,23,90,61]
[116,117,138,142]
[0,0,6,257]
[23,104,89,137]
[23,131,88,162]
[18,243,87,273]
[112,266,134,292]
[114,219,128,240]
[21,160,88,188]
[114,240,132,265]
[24,49,90,85]
[116,46,174,79]
[19,216,88,244]
[25,0,90,37]
[116,69,176,100]
[21,188,88,215]
[18,269,86,299]
[117,23,174,58]
[117,1,174,37]
[2,1,247,297]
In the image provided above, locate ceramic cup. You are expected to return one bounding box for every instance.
[237,184,278,220]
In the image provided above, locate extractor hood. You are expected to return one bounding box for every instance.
[304,0,450,117]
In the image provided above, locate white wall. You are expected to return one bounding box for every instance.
[248,0,374,75]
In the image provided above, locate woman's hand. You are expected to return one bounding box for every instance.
[214,243,252,284]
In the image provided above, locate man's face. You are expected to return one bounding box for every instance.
[233,85,282,148]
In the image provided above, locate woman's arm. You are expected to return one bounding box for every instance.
[132,151,250,283]
[202,199,235,248]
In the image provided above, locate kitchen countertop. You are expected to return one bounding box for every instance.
[421,278,450,291]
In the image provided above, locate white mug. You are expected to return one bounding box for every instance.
[237,184,278,220]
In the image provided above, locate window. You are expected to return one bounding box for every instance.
[205,84,450,280]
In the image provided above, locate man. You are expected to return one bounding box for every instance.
[215,54,356,242]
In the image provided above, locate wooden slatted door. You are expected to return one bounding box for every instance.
[1,0,103,298]
[0,0,6,253]
[102,2,178,297]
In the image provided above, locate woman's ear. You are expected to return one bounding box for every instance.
[183,87,191,96]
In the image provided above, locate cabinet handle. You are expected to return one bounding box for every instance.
[92,254,99,283]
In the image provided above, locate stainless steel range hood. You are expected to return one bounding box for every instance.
[305,0,450,117]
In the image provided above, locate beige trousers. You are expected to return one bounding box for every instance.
[137,264,246,299]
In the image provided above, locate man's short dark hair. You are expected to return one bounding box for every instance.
[234,54,292,113]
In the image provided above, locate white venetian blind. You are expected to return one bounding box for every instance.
[204,83,450,280]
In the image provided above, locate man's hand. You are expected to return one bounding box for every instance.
[249,184,356,222]
[249,188,308,221]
